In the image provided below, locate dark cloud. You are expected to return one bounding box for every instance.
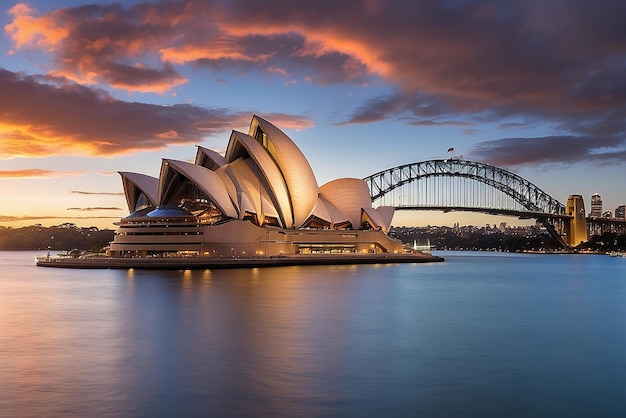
[470,135,626,167]
[190,32,371,85]
[342,92,453,124]
[9,0,626,104]
[6,0,626,166]
[407,120,473,128]
[0,69,311,157]
[6,1,188,92]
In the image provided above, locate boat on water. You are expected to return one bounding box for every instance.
[609,251,625,257]
[412,239,432,254]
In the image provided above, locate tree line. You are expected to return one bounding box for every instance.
[0,225,115,252]
[390,226,626,252]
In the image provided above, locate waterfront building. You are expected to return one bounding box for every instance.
[590,193,602,217]
[616,205,625,220]
[109,116,406,258]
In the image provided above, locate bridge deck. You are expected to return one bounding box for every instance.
[394,206,572,220]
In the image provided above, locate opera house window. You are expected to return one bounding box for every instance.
[135,193,151,212]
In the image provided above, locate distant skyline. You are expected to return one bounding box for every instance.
[1,0,625,229]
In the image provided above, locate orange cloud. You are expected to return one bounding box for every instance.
[0,168,84,178]
[259,113,314,131]
[5,1,377,92]
[0,69,216,157]
[156,130,179,139]
[0,69,313,159]
[5,2,188,93]
[6,0,626,112]
[5,3,68,52]
[66,207,123,211]
[4,0,626,170]
[0,214,119,223]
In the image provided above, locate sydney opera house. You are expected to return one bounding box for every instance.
[106,115,412,260]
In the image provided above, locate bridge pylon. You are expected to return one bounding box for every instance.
[565,194,588,246]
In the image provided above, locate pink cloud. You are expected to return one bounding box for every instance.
[5,3,68,52]
[6,0,626,109]
[0,69,312,158]
[5,2,188,93]
[0,168,83,178]
[4,0,626,167]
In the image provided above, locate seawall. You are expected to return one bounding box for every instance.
[36,253,444,270]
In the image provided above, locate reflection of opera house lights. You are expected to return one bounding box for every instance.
[110,115,406,259]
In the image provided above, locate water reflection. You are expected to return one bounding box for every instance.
[114,265,367,416]
[1,263,135,416]
[2,252,626,417]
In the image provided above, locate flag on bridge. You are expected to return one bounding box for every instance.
[447,147,455,153]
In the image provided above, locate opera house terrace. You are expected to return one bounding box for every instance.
[37,116,442,268]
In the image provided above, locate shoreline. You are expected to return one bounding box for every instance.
[35,252,445,270]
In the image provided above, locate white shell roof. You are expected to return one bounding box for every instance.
[320,178,373,230]
[224,158,280,226]
[309,195,351,228]
[374,206,395,233]
[309,195,332,225]
[248,115,318,228]
[214,165,241,218]
[321,195,350,226]
[159,159,238,218]
[195,146,227,170]
[119,116,392,234]
[118,171,159,212]
[362,207,385,231]
[225,131,293,228]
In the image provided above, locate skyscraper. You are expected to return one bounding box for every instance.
[616,205,626,220]
[590,193,602,217]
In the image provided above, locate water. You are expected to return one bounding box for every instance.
[1,251,625,417]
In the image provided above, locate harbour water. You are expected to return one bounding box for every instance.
[1,250,625,417]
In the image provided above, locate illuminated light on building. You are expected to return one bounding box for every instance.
[590,193,602,217]
[108,116,407,258]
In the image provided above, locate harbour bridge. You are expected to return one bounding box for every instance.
[363,159,589,248]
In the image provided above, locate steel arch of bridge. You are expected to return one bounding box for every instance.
[363,159,566,218]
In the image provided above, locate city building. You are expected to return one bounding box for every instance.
[108,115,408,258]
[616,205,626,220]
[590,193,602,217]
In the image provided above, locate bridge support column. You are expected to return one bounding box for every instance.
[565,194,588,246]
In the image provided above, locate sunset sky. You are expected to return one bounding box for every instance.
[1,0,625,229]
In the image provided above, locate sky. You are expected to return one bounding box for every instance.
[1,0,625,230]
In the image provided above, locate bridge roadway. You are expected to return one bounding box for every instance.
[394,206,571,220]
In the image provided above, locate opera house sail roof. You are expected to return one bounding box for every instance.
[107,115,405,259]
